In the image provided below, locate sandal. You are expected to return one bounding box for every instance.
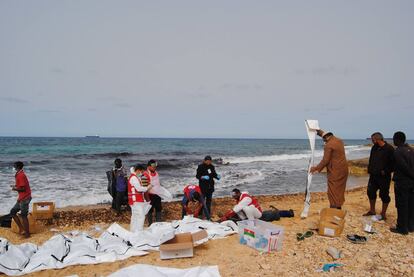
[346,234,367,244]
[363,211,375,216]
[296,230,314,241]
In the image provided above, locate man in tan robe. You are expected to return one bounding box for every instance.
[310,130,349,209]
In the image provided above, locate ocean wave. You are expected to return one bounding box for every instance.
[74,152,134,159]
[344,145,367,150]
[222,153,312,164]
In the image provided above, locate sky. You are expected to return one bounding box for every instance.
[0,1,413,139]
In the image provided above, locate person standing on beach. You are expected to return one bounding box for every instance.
[144,160,163,224]
[310,130,348,209]
[128,164,152,232]
[113,158,128,215]
[363,132,394,220]
[196,156,221,215]
[9,161,31,238]
[390,131,414,235]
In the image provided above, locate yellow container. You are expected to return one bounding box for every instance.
[33,202,55,219]
[318,208,347,237]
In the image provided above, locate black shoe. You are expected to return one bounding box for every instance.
[390,227,408,235]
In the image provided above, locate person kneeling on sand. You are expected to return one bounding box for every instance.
[9,161,32,238]
[218,189,294,222]
[181,184,211,220]
[219,189,263,222]
[128,164,152,232]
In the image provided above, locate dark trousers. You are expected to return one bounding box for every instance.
[200,190,213,216]
[115,191,126,213]
[148,194,162,224]
[394,182,414,233]
[367,175,391,203]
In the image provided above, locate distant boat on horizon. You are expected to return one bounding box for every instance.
[85,135,100,138]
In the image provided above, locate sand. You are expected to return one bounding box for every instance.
[1,176,414,276]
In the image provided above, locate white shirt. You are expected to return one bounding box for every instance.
[233,192,253,213]
[130,175,148,192]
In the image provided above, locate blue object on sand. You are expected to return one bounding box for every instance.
[322,263,344,272]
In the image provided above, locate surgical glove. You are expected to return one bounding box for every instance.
[216,174,221,180]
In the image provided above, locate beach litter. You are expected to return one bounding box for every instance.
[370,214,384,222]
[318,263,344,272]
[326,246,343,260]
[346,234,367,244]
[296,230,314,241]
[362,217,377,234]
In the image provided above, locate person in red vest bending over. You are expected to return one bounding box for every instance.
[219,189,262,222]
[10,161,32,238]
[128,164,152,232]
[182,184,211,220]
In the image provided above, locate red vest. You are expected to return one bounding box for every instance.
[183,184,201,199]
[238,193,262,212]
[128,174,145,205]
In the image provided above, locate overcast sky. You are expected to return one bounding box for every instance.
[0,1,412,139]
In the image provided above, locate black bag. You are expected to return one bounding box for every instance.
[260,210,281,222]
[106,170,116,198]
[0,214,12,228]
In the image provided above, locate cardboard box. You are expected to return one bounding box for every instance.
[11,213,43,234]
[32,202,55,219]
[237,219,284,253]
[318,208,347,237]
[159,230,208,260]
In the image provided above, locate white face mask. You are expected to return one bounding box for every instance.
[12,167,17,173]
[137,172,143,177]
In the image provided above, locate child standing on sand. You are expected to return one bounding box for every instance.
[128,164,152,232]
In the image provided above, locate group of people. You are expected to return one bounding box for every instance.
[108,155,222,231]
[310,129,414,235]
[110,155,293,231]
[7,130,413,237]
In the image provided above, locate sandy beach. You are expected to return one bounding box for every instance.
[1,160,413,277]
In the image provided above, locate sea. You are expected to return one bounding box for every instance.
[0,137,375,215]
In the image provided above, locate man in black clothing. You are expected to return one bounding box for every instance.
[113,158,128,215]
[363,132,394,220]
[196,156,221,215]
[390,131,414,235]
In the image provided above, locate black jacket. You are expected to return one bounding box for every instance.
[393,144,414,184]
[367,142,395,176]
[196,163,218,192]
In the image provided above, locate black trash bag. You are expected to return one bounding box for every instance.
[106,170,116,198]
[260,210,281,222]
[0,214,12,228]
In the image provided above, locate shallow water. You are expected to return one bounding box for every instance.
[0,137,374,214]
